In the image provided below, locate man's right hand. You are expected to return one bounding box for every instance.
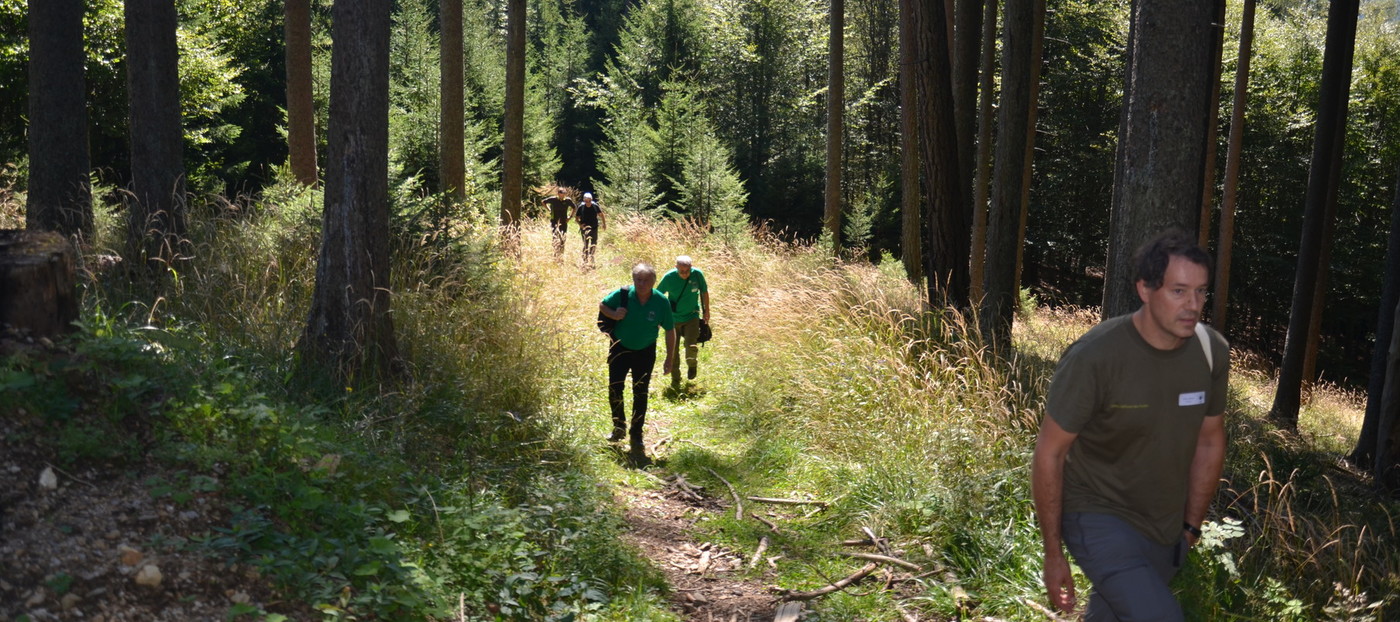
[1043,553,1076,613]
[612,307,627,321]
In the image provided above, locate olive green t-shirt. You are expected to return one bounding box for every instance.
[601,287,675,350]
[658,268,708,323]
[1045,314,1230,545]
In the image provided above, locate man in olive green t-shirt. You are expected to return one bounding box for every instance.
[1032,230,1230,621]
[657,255,710,387]
[599,263,676,463]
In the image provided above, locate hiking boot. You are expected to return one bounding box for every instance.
[606,428,626,442]
[687,365,697,380]
[628,441,650,467]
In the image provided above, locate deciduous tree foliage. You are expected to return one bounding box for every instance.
[300,0,399,381]
[1101,0,1217,317]
[25,0,91,238]
[1269,0,1359,429]
[124,0,186,264]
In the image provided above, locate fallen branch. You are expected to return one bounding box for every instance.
[749,535,770,569]
[777,562,878,601]
[750,512,781,532]
[705,467,743,520]
[747,496,828,507]
[838,551,922,572]
[840,538,874,547]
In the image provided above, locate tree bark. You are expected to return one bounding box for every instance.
[125,0,186,264]
[0,230,78,337]
[952,0,983,210]
[300,0,399,381]
[1101,0,1217,318]
[1012,0,1046,300]
[1269,0,1359,429]
[980,0,1042,346]
[1196,0,1227,250]
[1213,0,1256,329]
[1375,297,1400,489]
[912,0,968,308]
[968,0,997,301]
[286,0,317,187]
[899,0,923,284]
[440,0,465,200]
[25,0,91,238]
[1355,164,1400,469]
[500,0,526,240]
[825,0,844,254]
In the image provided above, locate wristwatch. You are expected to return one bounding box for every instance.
[1183,522,1202,538]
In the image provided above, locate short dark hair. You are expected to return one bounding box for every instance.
[1132,229,1213,289]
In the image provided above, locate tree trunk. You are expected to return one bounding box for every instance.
[824,0,844,254]
[1269,0,1359,429]
[25,0,91,239]
[1213,0,1256,329]
[1354,163,1400,469]
[1101,0,1217,318]
[125,0,186,264]
[1012,0,1046,298]
[440,0,465,200]
[286,0,317,187]
[952,0,983,209]
[500,0,526,240]
[899,0,923,285]
[968,0,997,302]
[1196,0,1227,250]
[0,230,78,337]
[980,0,1041,346]
[299,0,399,381]
[1374,297,1400,489]
[912,0,968,308]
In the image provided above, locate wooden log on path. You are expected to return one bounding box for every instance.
[0,230,78,337]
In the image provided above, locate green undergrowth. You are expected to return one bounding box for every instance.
[5,188,1398,620]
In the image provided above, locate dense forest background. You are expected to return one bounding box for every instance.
[2,0,1400,379]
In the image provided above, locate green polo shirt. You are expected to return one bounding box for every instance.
[602,287,675,350]
[658,268,708,323]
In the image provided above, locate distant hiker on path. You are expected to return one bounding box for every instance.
[575,192,606,269]
[542,187,576,260]
[657,255,710,388]
[599,263,676,464]
[1032,230,1230,620]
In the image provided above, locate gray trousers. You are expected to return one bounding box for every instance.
[671,318,700,383]
[1062,512,1186,622]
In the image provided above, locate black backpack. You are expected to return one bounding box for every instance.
[597,286,631,336]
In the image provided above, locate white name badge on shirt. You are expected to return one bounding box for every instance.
[1179,391,1207,407]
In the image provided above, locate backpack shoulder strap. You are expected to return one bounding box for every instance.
[1194,322,1214,373]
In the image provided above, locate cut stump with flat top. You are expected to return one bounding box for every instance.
[0,229,78,336]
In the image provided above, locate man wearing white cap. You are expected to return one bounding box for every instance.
[575,192,606,268]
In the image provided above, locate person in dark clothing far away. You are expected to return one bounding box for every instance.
[542,186,576,260]
[575,192,606,269]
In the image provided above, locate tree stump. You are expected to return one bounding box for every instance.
[0,229,78,337]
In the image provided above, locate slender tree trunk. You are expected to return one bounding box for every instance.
[1012,0,1046,293]
[1269,0,1359,429]
[286,0,317,187]
[1301,137,1345,400]
[953,0,983,210]
[1375,297,1400,488]
[26,0,91,238]
[125,0,186,264]
[440,0,465,200]
[969,0,997,302]
[500,0,526,241]
[912,0,968,308]
[981,0,1040,345]
[899,0,923,284]
[1101,0,1216,318]
[1196,0,1227,250]
[1354,164,1400,469]
[825,0,844,254]
[1213,0,1256,329]
[300,0,398,381]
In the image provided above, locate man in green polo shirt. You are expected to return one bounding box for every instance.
[1032,230,1230,620]
[657,255,711,388]
[599,263,677,463]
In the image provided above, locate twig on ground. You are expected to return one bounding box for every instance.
[1024,598,1074,621]
[705,467,743,520]
[749,535,770,569]
[777,562,878,601]
[747,496,828,507]
[840,538,874,547]
[837,551,922,571]
[43,462,97,489]
[749,512,781,532]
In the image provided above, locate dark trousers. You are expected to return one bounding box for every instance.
[608,341,656,441]
[550,220,568,257]
[580,225,598,265]
[1063,512,1186,622]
